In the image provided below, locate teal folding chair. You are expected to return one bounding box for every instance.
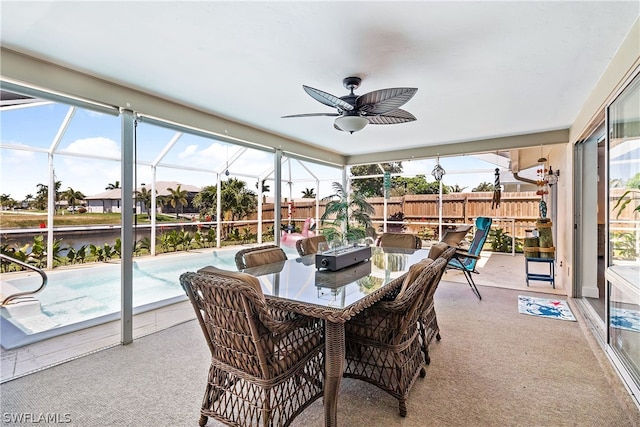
[446,217,492,300]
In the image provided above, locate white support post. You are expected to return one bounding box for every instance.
[46,154,55,270]
[274,150,283,246]
[438,180,443,240]
[257,178,263,244]
[150,167,157,255]
[216,173,222,248]
[120,109,135,345]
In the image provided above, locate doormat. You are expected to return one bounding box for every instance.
[611,307,640,333]
[518,295,576,321]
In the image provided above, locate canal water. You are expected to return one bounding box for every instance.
[1,224,205,254]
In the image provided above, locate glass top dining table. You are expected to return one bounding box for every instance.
[243,245,430,427]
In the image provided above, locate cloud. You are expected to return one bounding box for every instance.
[179,142,272,174]
[0,150,48,200]
[178,144,198,159]
[63,137,120,159]
[402,159,432,176]
[2,146,37,165]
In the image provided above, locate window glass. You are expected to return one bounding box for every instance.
[608,75,640,266]
[607,73,640,392]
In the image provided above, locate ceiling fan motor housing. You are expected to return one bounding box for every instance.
[343,76,361,92]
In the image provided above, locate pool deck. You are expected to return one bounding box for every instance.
[1,247,563,383]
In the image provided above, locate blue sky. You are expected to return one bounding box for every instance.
[1,102,499,202]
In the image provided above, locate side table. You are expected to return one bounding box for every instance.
[525,257,555,288]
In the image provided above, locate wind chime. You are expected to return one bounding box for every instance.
[491,168,501,209]
[536,156,549,218]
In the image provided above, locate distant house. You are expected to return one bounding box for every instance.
[84,189,126,213]
[150,181,201,216]
[84,181,201,215]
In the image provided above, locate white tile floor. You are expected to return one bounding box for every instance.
[1,300,195,382]
[1,251,562,383]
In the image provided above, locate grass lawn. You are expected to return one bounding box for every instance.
[0,211,190,229]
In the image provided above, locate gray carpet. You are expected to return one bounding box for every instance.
[1,281,638,427]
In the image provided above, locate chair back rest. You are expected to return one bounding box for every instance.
[377,232,422,250]
[235,245,287,270]
[296,235,328,256]
[468,217,492,257]
[455,217,492,271]
[394,257,448,333]
[180,269,273,379]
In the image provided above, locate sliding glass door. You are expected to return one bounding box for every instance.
[605,72,640,397]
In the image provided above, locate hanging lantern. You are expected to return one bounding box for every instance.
[546,166,559,186]
[431,161,446,181]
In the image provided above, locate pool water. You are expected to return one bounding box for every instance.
[1,246,298,346]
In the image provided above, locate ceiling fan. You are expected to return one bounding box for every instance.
[282,77,418,134]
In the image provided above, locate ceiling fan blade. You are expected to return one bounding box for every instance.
[281,112,340,118]
[303,85,354,111]
[356,88,417,115]
[366,109,417,125]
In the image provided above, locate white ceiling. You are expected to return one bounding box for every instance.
[1,1,638,158]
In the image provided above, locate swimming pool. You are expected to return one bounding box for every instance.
[1,246,298,348]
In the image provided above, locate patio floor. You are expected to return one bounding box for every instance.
[1,250,562,383]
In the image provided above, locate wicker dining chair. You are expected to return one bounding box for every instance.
[295,235,328,256]
[180,267,325,427]
[376,232,422,250]
[343,257,448,417]
[235,244,288,270]
[420,244,457,365]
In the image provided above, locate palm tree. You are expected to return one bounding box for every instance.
[135,187,153,218]
[192,185,217,218]
[221,178,257,238]
[23,194,34,209]
[223,178,257,220]
[472,182,495,192]
[193,179,257,237]
[62,187,85,213]
[35,181,62,211]
[0,194,14,210]
[105,181,120,190]
[301,188,316,199]
[447,184,468,193]
[166,185,188,218]
[320,181,374,244]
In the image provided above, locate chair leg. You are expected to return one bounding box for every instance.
[399,399,407,417]
[463,270,482,300]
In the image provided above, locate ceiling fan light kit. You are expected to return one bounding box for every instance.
[283,76,417,134]
[334,115,368,133]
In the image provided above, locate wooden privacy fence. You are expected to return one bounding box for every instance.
[243,191,543,239]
